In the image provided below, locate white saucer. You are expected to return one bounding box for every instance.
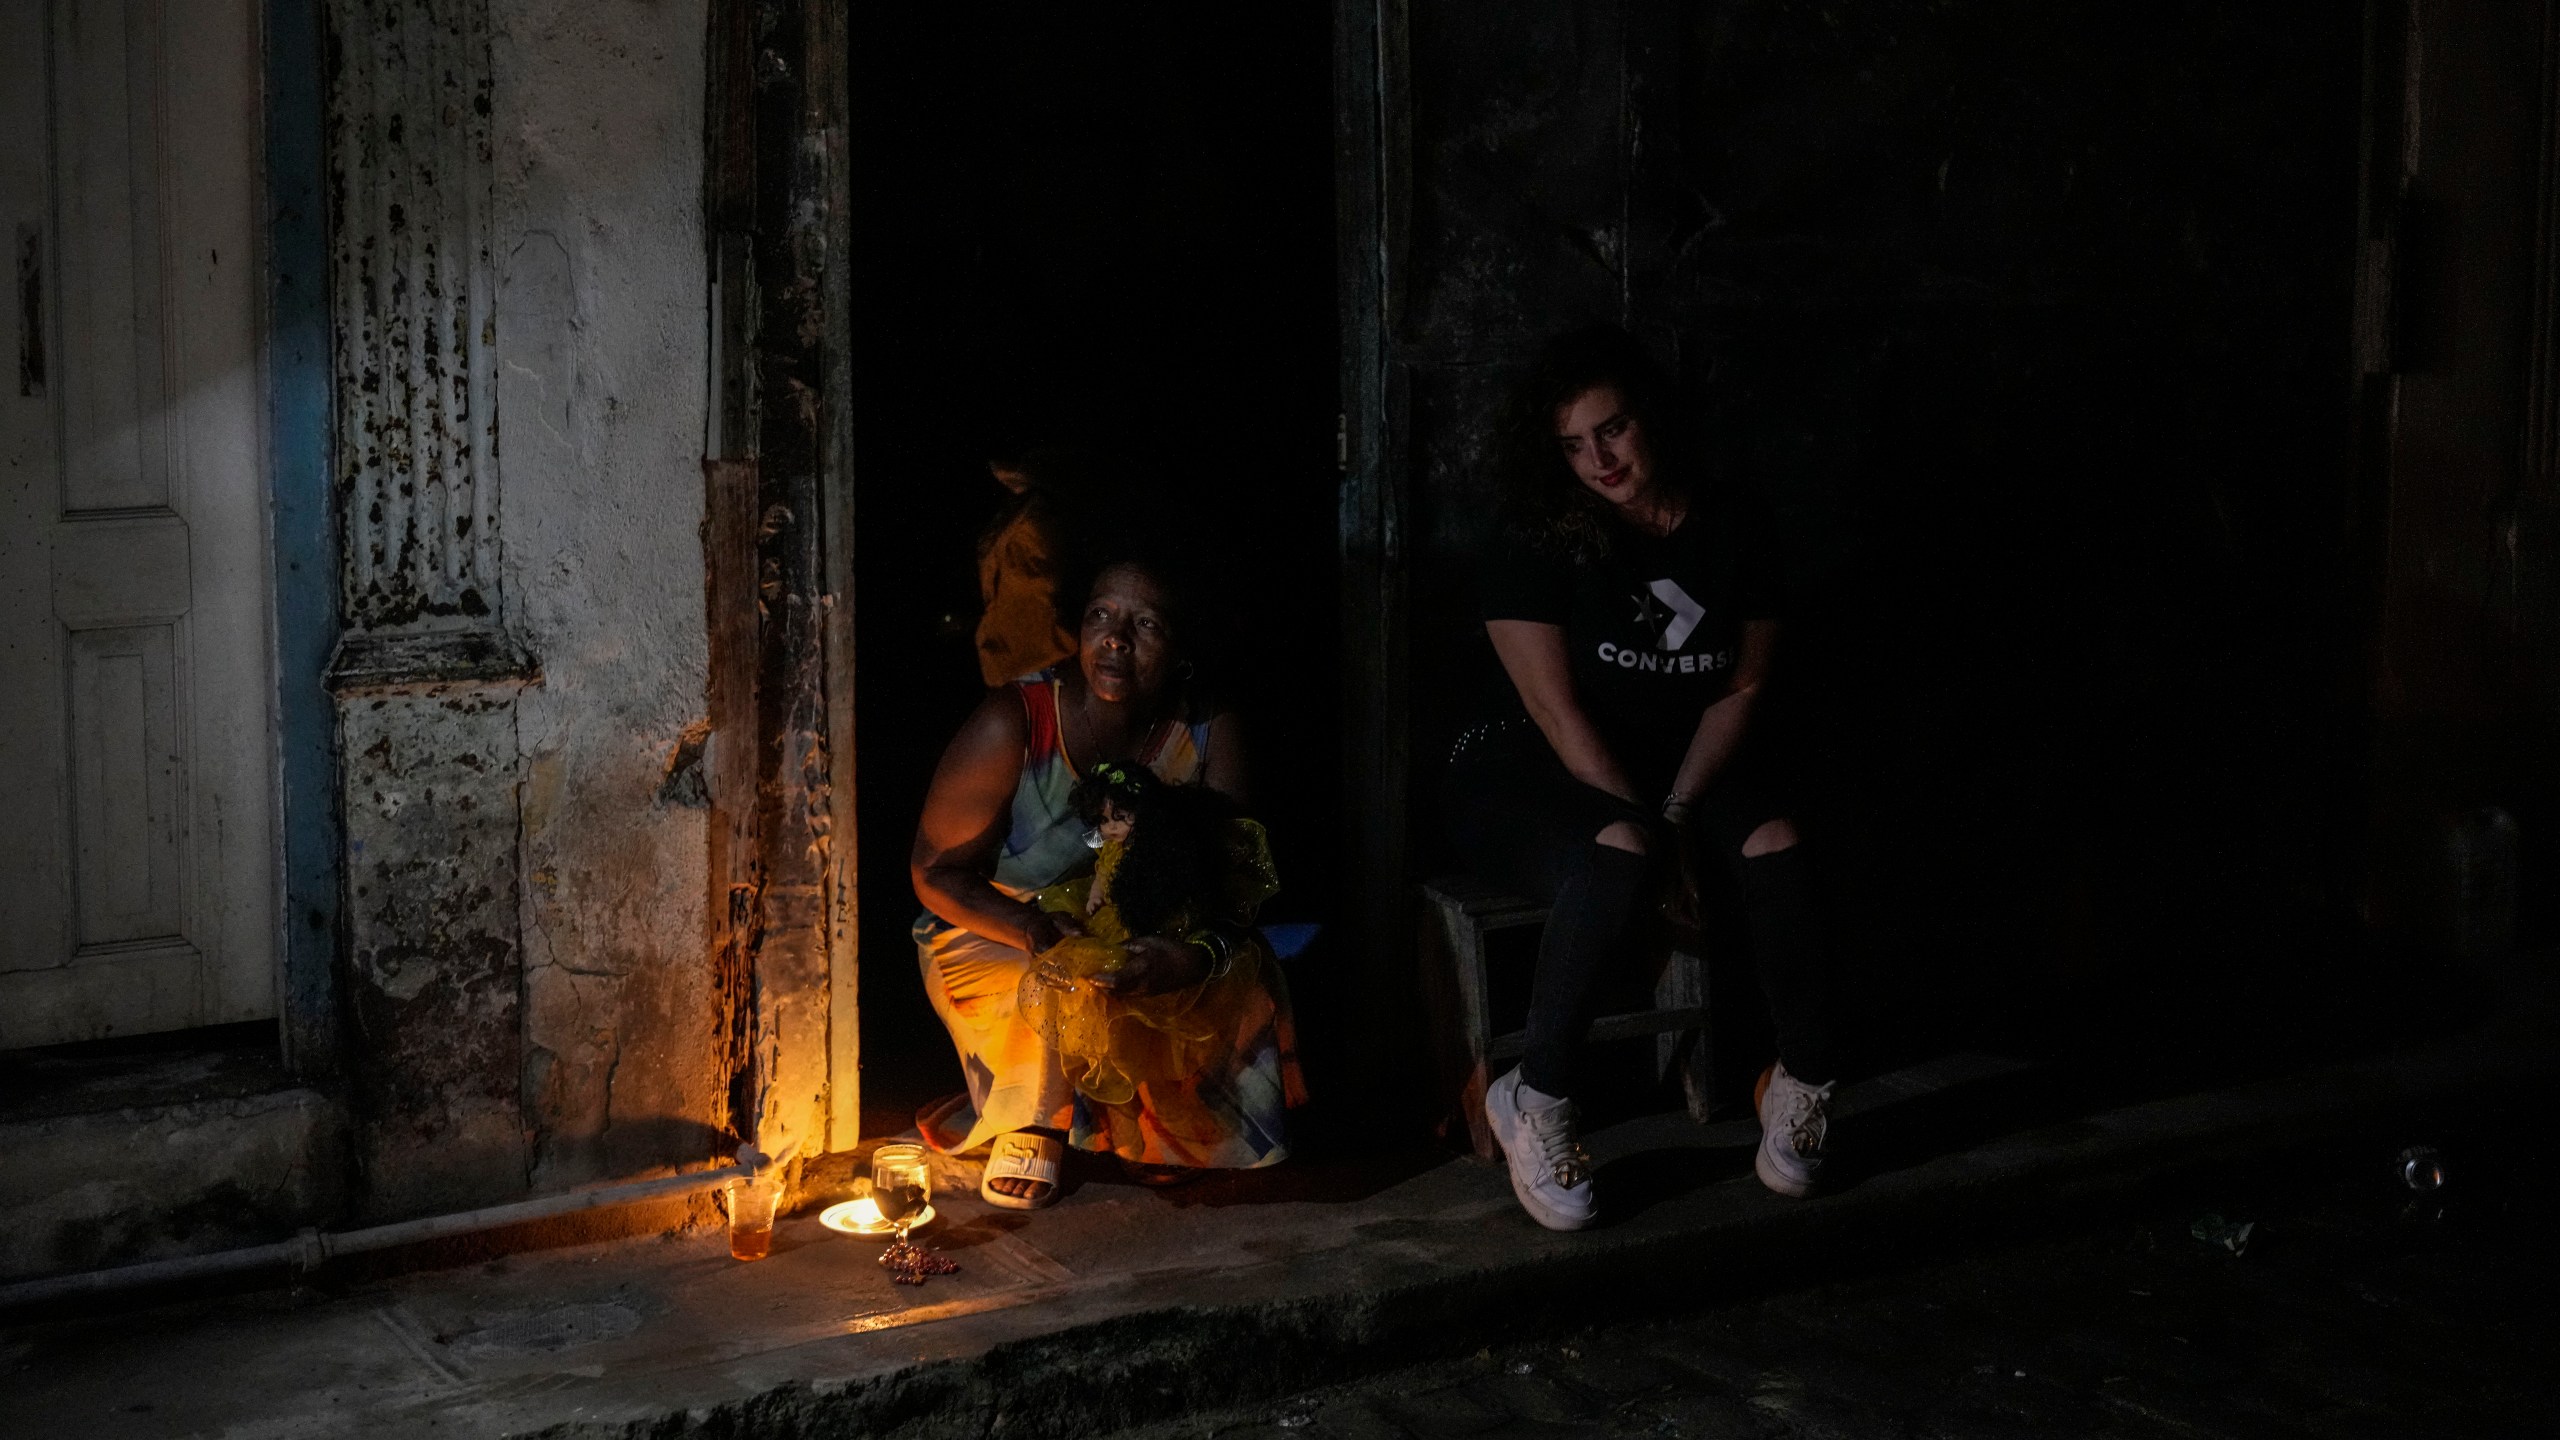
[818,1199,937,1236]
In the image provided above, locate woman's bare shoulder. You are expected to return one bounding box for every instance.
[1200,702,1250,802]
[940,684,1032,769]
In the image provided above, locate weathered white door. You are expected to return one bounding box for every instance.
[0,0,277,1047]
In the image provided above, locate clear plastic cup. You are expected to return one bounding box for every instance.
[726,1171,780,1261]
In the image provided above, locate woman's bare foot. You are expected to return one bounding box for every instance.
[989,1173,1048,1199]
[981,1130,1065,1209]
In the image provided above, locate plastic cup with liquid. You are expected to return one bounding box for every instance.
[726,1171,781,1261]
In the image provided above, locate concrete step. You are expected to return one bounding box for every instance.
[0,1029,343,1285]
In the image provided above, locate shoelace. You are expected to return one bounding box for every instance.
[1521,1100,1592,1188]
[1770,1079,1833,1159]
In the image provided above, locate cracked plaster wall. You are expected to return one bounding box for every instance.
[341,688,532,1212]
[493,0,719,1194]
[330,0,719,1216]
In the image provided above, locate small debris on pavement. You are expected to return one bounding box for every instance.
[878,1238,959,1286]
[1506,1359,1536,1375]
[2190,1213,2254,1256]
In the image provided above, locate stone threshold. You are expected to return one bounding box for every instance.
[0,1024,345,1287]
[3,1001,2548,1440]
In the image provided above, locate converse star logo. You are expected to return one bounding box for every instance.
[1630,578,1707,651]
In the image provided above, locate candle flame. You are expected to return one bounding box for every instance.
[820,1193,928,1236]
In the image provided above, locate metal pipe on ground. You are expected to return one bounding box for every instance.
[0,1162,754,1311]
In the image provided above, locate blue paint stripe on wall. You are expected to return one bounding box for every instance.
[266,0,342,1076]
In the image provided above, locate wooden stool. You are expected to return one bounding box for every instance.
[1420,875,1711,1159]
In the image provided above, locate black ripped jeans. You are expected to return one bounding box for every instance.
[1441,718,1839,1099]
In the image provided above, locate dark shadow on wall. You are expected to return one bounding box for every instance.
[1394,1,2399,1100]
[847,6,1339,1140]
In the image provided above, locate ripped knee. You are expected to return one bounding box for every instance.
[1596,820,1651,855]
[1741,818,1799,858]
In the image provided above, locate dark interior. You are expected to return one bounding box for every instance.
[1382,2,2433,1106]
[849,6,1341,1137]
[852,2,2500,1149]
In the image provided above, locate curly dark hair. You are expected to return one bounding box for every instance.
[1071,760,1242,938]
[1491,324,1696,562]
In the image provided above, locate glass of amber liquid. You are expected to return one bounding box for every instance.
[726,1171,781,1261]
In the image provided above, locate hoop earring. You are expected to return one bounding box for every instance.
[1177,659,1197,681]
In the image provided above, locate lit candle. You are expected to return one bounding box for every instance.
[821,1191,930,1235]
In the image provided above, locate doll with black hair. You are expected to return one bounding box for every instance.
[1017,760,1280,1105]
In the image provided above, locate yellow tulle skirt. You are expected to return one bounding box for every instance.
[1016,818,1282,1107]
[1017,929,1274,1106]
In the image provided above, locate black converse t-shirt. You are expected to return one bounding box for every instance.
[1478,498,1780,764]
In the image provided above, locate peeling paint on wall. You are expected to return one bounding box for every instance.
[315,0,741,1212]
[324,0,541,1219]
[339,686,529,1215]
[327,0,503,630]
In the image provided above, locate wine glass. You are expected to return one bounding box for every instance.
[870,1143,931,1241]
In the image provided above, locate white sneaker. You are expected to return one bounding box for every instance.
[1754,1061,1833,1198]
[1484,1067,1597,1231]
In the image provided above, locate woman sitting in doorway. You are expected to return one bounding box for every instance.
[910,554,1303,1208]
[1446,324,1844,1232]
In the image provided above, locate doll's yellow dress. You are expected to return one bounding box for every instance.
[1018,820,1282,1107]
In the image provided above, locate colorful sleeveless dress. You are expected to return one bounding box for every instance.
[912,671,1305,1166]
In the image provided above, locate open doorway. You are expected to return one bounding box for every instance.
[847,8,1339,1139]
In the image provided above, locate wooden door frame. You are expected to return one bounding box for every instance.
[1335,0,1417,1072]
[2349,0,2560,946]
[703,0,856,1160]
[264,0,345,1080]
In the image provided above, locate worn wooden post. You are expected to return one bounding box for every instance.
[702,0,854,1169]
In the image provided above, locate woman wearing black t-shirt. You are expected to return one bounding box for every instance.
[1446,325,1839,1231]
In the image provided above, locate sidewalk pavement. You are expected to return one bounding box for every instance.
[4,997,2547,1440]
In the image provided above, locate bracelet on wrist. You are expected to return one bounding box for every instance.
[1185,927,1236,981]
